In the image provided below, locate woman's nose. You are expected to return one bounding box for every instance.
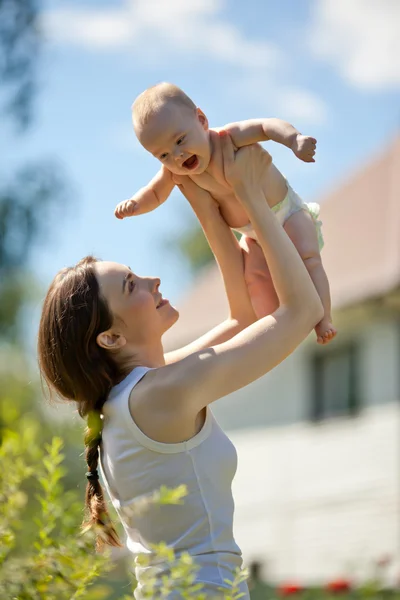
[150,277,160,292]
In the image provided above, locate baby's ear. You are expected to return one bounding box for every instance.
[196,108,208,130]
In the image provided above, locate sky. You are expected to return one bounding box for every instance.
[9,0,400,310]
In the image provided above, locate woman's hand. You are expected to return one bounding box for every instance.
[219,131,270,204]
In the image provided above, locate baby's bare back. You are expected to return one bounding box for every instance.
[190,129,288,229]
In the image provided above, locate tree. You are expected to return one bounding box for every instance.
[0,0,39,128]
[171,218,214,274]
[0,0,68,341]
[172,216,242,275]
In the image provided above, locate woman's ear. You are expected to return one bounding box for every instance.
[197,108,209,130]
[96,330,126,351]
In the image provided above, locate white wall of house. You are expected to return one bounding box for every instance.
[211,310,399,431]
[210,311,400,584]
[230,402,399,585]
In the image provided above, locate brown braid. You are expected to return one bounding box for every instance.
[82,410,121,550]
[37,256,126,550]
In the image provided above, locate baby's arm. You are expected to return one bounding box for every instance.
[115,165,174,219]
[223,119,316,163]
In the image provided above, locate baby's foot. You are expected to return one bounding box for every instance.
[315,317,337,345]
[114,198,137,220]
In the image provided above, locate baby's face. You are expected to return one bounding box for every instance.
[136,103,211,175]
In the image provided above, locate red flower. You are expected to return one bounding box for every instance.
[326,578,352,593]
[278,582,304,596]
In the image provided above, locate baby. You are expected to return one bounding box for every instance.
[115,82,336,344]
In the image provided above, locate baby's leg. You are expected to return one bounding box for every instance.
[239,235,279,319]
[284,210,337,345]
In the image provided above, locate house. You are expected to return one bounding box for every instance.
[162,137,400,586]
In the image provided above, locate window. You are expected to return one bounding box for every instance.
[311,343,360,421]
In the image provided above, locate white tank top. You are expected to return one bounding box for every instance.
[100,367,249,599]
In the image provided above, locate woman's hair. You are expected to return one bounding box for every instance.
[37,255,123,549]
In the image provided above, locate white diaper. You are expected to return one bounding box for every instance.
[233,182,324,250]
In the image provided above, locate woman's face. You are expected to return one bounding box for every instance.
[94,261,178,349]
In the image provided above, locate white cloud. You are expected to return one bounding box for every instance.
[42,8,134,48]
[41,0,329,129]
[222,73,328,127]
[277,88,328,126]
[309,0,400,89]
[41,0,280,69]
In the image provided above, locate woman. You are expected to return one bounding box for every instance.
[38,133,323,599]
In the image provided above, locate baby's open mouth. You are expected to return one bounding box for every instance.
[183,155,199,170]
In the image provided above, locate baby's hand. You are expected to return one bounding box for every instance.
[115,198,138,219]
[115,167,175,219]
[291,134,317,163]
[114,186,165,219]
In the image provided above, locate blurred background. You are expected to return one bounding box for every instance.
[1,0,399,598]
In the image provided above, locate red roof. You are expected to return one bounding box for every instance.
[319,135,400,308]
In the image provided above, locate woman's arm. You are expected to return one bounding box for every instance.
[159,134,323,408]
[164,179,256,365]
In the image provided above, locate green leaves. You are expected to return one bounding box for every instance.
[220,567,249,600]
[156,483,188,506]
[167,220,214,274]
[0,428,111,599]
[0,0,40,129]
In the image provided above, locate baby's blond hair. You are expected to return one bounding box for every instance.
[132,82,197,131]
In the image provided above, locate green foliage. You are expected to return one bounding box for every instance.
[0,161,68,270]
[0,430,112,599]
[134,542,248,599]
[0,144,70,343]
[136,543,205,599]
[0,0,40,129]
[0,358,133,599]
[169,217,241,275]
[173,222,214,273]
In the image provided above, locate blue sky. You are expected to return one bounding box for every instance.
[11,0,400,308]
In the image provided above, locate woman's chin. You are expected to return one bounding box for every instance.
[171,306,180,323]
[163,305,179,332]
